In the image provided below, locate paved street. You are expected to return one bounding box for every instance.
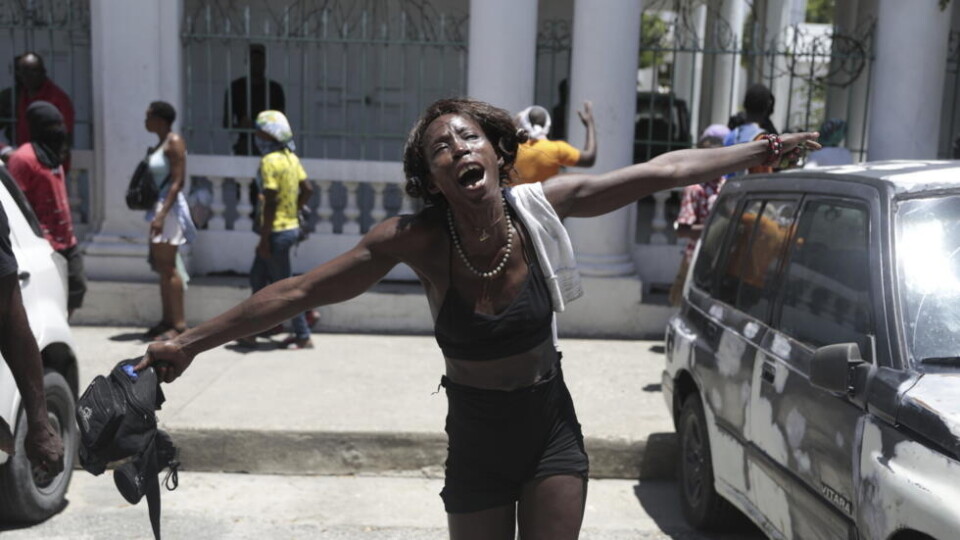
[1,472,762,539]
[1,326,764,538]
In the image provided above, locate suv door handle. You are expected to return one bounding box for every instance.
[705,320,720,339]
[17,271,30,284]
[761,361,776,384]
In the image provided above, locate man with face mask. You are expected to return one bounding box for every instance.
[2,53,75,170]
[6,101,85,318]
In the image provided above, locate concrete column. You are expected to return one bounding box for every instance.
[708,0,746,126]
[673,4,707,138]
[565,0,642,277]
[938,0,960,158]
[85,0,184,280]
[764,0,793,133]
[466,0,537,115]
[824,0,859,124]
[867,0,951,160]
[845,0,877,160]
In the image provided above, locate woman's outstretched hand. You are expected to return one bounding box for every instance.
[779,131,822,167]
[135,337,194,383]
[781,131,821,152]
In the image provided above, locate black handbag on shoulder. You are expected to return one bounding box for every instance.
[126,151,170,210]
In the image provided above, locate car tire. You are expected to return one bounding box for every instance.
[0,370,76,523]
[678,393,735,530]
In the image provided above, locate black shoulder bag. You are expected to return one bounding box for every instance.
[76,359,180,540]
[126,150,170,210]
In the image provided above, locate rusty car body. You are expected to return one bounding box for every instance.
[664,161,960,540]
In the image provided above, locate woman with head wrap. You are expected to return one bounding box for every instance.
[669,124,730,305]
[235,110,314,350]
[142,100,196,341]
[513,101,597,184]
[6,100,86,317]
[804,118,853,168]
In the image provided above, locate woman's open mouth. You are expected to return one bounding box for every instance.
[458,163,486,189]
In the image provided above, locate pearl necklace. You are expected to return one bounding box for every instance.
[446,197,514,279]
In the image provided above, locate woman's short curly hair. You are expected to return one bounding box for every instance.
[402,98,528,206]
[148,100,177,125]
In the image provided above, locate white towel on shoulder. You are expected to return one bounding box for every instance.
[505,183,583,312]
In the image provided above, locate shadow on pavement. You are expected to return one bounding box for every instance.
[643,383,662,392]
[0,499,70,533]
[649,344,665,354]
[108,331,148,342]
[632,480,763,539]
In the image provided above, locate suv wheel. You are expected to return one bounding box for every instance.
[678,393,735,529]
[0,370,76,523]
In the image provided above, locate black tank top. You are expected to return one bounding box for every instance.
[434,233,554,361]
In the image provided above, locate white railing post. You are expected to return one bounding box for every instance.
[235,176,255,232]
[400,192,415,215]
[370,182,387,224]
[208,176,227,231]
[67,167,84,228]
[650,190,672,245]
[316,180,334,234]
[342,181,361,234]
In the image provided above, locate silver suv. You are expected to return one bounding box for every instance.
[0,164,78,522]
[664,161,960,539]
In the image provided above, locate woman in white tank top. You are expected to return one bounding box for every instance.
[142,101,196,341]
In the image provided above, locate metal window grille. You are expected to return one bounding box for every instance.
[182,0,468,161]
[0,0,92,150]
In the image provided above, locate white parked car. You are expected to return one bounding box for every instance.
[0,163,78,522]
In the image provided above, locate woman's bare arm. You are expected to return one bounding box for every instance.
[137,216,415,382]
[543,132,819,218]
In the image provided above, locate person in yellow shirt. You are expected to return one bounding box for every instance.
[513,101,596,184]
[240,110,315,350]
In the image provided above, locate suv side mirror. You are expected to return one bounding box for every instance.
[811,343,864,394]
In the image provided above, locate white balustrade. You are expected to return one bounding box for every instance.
[207,176,227,231]
[342,181,361,235]
[649,190,673,245]
[370,182,387,224]
[315,180,334,234]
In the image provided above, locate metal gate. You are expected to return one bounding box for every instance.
[0,0,93,234]
[181,0,468,161]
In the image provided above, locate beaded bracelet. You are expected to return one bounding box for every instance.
[760,133,783,166]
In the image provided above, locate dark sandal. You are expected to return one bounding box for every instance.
[152,326,186,342]
[144,322,173,339]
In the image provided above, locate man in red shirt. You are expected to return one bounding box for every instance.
[7,101,85,317]
[0,53,75,170]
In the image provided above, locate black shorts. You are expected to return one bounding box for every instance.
[57,245,86,311]
[439,363,589,513]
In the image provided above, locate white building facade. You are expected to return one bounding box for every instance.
[5,0,958,335]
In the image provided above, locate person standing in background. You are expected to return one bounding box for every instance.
[237,110,314,350]
[512,102,596,185]
[223,44,286,157]
[1,53,75,171]
[6,101,85,319]
[725,83,777,176]
[669,124,730,306]
[141,101,196,342]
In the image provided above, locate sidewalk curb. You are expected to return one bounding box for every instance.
[166,428,678,480]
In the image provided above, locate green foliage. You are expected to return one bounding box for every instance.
[639,13,668,69]
[806,0,835,24]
